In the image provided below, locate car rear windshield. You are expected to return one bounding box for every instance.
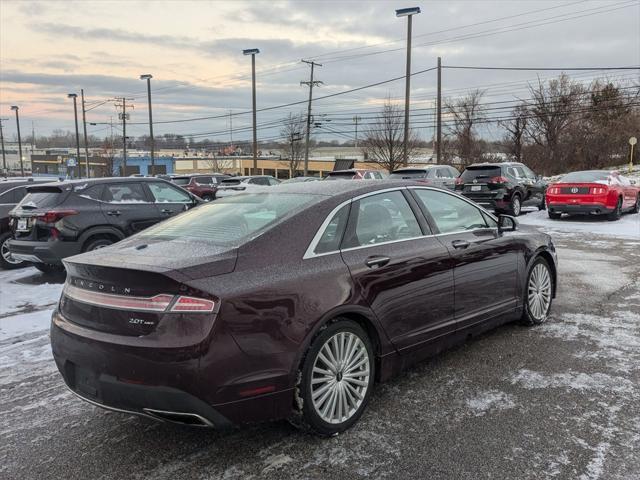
[558,171,609,183]
[172,178,190,185]
[325,172,355,180]
[389,169,428,179]
[138,193,317,245]
[221,178,243,185]
[459,166,502,182]
[17,187,66,209]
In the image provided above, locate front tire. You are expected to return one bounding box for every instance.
[294,319,375,436]
[0,232,26,270]
[521,258,553,326]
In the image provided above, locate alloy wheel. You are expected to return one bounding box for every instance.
[1,240,23,265]
[512,196,521,216]
[310,331,370,425]
[527,263,552,321]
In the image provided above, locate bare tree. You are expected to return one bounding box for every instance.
[204,156,235,173]
[360,99,419,172]
[101,138,116,177]
[500,104,528,162]
[444,89,486,167]
[279,113,306,176]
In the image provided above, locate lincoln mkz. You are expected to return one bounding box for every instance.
[51,181,557,435]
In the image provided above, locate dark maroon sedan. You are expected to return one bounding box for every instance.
[51,181,557,435]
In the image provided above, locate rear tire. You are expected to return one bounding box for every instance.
[292,319,375,436]
[33,263,65,275]
[548,211,562,220]
[521,257,553,326]
[0,232,26,270]
[607,197,623,221]
[202,194,214,202]
[538,196,546,211]
[507,194,522,216]
[83,237,115,252]
[631,194,639,214]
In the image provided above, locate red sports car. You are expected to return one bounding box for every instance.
[546,170,640,220]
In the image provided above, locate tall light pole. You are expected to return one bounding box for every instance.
[68,94,81,178]
[0,118,7,175]
[10,106,24,176]
[243,48,259,174]
[301,59,323,176]
[80,89,90,177]
[396,6,421,166]
[140,74,155,175]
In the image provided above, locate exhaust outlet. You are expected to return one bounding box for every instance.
[142,408,213,427]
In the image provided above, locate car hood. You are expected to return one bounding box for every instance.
[64,236,237,282]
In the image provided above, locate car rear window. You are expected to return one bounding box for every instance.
[221,178,243,185]
[172,177,190,186]
[558,171,609,183]
[139,193,317,245]
[459,166,502,182]
[389,169,429,179]
[18,187,66,209]
[325,172,356,180]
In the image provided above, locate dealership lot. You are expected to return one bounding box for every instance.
[1,209,638,479]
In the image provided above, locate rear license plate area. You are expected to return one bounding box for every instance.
[17,218,30,231]
[73,364,100,399]
[470,185,482,191]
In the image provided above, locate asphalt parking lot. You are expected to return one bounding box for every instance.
[1,210,639,480]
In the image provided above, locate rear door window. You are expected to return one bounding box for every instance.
[77,184,104,201]
[148,182,192,203]
[195,176,212,185]
[103,183,148,203]
[343,191,422,248]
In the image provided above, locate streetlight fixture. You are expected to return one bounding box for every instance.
[140,74,155,175]
[68,93,81,178]
[10,106,24,176]
[243,48,260,174]
[395,6,421,166]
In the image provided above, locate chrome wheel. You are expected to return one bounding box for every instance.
[311,331,370,425]
[512,196,521,216]
[1,239,23,265]
[527,263,552,321]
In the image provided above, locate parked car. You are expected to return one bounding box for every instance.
[324,169,385,180]
[546,170,640,220]
[389,165,459,190]
[52,180,557,435]
[455,162,547,216]
[171,174,230,201]
[215,175,280,197]
[0,176,53,195]
[8,177,201,274]
[0,185,31,269]
[281,176,321,183]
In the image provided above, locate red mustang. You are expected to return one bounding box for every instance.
[546,170,640,220]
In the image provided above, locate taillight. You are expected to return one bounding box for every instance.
[590,186,607,195]
[169,296,216,313]
[490,176,509,184]
[63,283,215,313]
[548,187,560,194]
[36,209,78,223]
[455,178,464,185]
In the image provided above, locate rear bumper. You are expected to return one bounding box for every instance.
[547,203,613,215]
[51,310,294,428]
[8,238,81,264]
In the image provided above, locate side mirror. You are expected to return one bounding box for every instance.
[631,180,637,185]
[498,214,518,232]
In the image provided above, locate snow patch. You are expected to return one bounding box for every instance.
[510,369,634,394]
[466,390,516,416]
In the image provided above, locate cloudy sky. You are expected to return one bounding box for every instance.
[1,0,638,145]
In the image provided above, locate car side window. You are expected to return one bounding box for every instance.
[196,176,212,185]
[513,166,527,179]
[449,166,460,177]
[268,177,280,186]
[436,168,451,178]
[522,166,537,179]
[103,183,148,203]
[0,189,15,203]
[78,184,104,201]
[314,204,350,255]
[148,182,192,203]
[505,167,518,179]
[413,189,488,234]
[252,177,270,186]
[343,190,422,248]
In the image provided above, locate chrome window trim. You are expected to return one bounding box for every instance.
[303,186,500,260]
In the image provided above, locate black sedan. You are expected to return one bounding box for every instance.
[51,181,557,435]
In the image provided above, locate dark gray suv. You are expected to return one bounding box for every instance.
[8,177,201,273]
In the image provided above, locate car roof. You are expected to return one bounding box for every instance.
[327,169,374,174]
[26,176,171,189]
[261,179,429,197]
[392,166,439,172]
[466,162,523,168]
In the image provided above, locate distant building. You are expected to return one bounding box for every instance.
[111,155,175,176]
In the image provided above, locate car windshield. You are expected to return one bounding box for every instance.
[389,169,429,179]
[138,193,317,245]
[172,178,190,185]
[558,171,609,183]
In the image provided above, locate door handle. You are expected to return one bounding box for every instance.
[451,239,470,249]
[365,255,390,268]
[160,209,173,214]
[106,210,121,216]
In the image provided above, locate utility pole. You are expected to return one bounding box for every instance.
[353,116,362,149]
[242,48,260,174]
[436,56,442,165]
[67,94,81,178]
[0,119,7,175]
[115,98,134,176]
[301,59,323,176]
[10,106,24,176]
[229,110,233,151]
[81,89,90,178]
[140,74,155,175]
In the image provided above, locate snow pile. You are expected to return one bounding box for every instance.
[518,209,639,239]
